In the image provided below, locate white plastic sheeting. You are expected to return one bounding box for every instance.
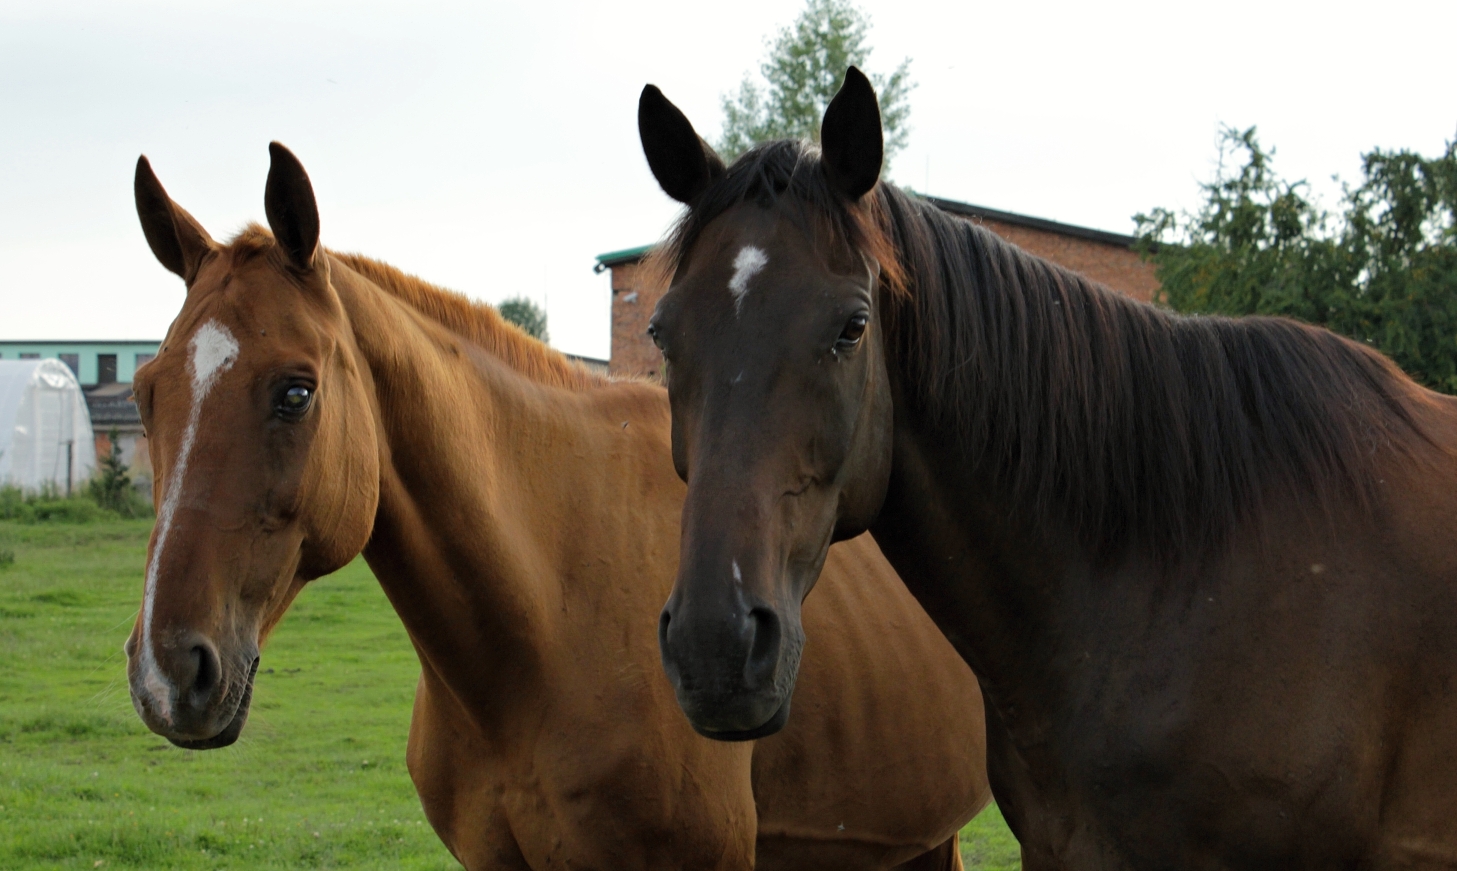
[0,359,96,492]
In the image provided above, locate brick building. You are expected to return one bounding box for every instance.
[594,247,664,380]
[596,196,1159,380]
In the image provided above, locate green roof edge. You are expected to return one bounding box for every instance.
[594,243,655,269]
[592,194,1142,274]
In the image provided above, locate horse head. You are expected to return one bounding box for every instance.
[125,144,379,748]
[640,69,896,739]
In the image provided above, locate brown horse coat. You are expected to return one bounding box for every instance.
[124,144,990,870]
[639,71,1457,869]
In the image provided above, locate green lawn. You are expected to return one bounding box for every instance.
[960,803,1021,870]
[0,519,1020,869]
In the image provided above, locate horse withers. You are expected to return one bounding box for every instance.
[124,142,989,870]
[641,69,1457,868]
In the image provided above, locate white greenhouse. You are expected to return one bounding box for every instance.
[0,359,96,492]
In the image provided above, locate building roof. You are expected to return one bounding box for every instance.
[921,197,1140,248]
[85,382,142,428]
[593,244,656,272]
[592,196,1141,269]
[565,353,609,373]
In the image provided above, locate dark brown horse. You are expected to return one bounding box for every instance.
[124,142,990,870]
[639,69,1457,868]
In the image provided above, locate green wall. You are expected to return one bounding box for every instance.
[0,341,161,384]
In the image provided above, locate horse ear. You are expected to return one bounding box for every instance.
[820,67,883,201]
[134,156,217,282]
[264,142,320,271]
[639,85,725,203]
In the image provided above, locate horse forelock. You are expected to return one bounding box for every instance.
[226,224,275,266]
[649,140,904,295]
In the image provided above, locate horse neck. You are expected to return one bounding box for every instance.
[880,195,1101,539]
[875,189,1422,710]
[875,197,1158,703]
[328,258,645,720]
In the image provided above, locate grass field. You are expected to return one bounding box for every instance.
[0,518,1021,870]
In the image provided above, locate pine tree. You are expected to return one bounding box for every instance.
[88,428,144,517]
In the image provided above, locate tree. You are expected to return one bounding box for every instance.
[718,0,913,168]
[498,296,549,342]
[1136,127,1457,392]
[87,428,149,518]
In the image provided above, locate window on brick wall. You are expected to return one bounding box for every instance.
[98,354,117,384]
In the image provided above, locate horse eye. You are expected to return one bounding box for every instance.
[837,314,869,347]
[647,323,665,351]
[275,385,313,419]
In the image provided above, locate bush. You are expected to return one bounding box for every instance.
[0,446,153,525]
[87,429,151,519]
[0,485,113,523]
[0,485,23,519]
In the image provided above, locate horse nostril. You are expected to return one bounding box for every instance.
[744,607,782,687]
[658,608,675,655]
[190,644,220,698]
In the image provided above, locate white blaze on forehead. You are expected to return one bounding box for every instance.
[136,320,240,725]
[190,321,239,394]
[727,245,768,315]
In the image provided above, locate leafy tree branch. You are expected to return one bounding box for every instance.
[718,0,914,170]
[1137,126,1457,392]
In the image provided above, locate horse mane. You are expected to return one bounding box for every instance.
[226,225,604,391]
[661,142,1429,563]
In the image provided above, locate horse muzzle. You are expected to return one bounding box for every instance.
[657,589,803,741]
[126,631,260,749]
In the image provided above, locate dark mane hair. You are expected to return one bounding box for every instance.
[662,140,1430,563]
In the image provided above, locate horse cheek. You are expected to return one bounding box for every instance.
[298,377,379,579]
[834,351,894,538]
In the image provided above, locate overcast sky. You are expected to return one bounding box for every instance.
[3,0,1453,359]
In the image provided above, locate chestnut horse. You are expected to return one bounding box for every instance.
[124,142,990,870]
[639,68,1457,869]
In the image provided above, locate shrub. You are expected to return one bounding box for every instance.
[87,430,151,519]
[0,484,139,525]
[0,485,111,523]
